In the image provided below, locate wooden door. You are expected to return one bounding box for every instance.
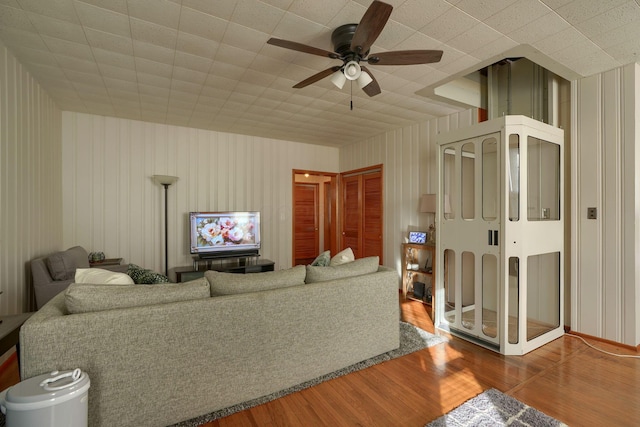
[362,171,383,259]
[293,183,319,265]
[323,179,336,252]
[340,166,383,263]
[341,175,362,257]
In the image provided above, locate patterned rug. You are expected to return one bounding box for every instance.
[426,388,568,427]
[169,321,446,426]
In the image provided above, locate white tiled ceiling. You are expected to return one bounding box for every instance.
[0,0,638,146]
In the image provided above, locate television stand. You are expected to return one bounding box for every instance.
[192,253,260,270]
[174,257,275,282]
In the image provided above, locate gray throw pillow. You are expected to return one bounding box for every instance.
[205,265,306,296]
[310,250,331,266]
[46,252,76,281]
[305,256,380,284]
[65,278,210,314]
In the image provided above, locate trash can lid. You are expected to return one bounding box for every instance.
[3,369,90,410]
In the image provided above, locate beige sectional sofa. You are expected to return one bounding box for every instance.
[19,257,399,427]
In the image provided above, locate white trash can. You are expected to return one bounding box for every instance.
[0,368,90,427]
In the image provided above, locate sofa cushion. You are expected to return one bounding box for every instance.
[46,251,77,281]
[311,250,331,266]
[127,264,170,284]
[65,278,210,314]
[329,247,355,266]
[305,256,380,284]
[75,268,134,285]
[205,265,306,296]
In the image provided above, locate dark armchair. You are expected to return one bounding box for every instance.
[31,246,127,309]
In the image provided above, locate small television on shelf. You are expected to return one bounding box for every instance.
[189,211,261,259]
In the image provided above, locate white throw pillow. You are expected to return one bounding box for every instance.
[330,247,355,266]
[75,268,134,285]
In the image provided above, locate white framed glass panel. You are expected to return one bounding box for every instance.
[508,257,519,344]
[482,254,498,338]
[443,249,456,325]
[508,134,520,222]
[527,252,561,341]
[527,137,560,221]
[482,137,498,221]
[443,148,456,220]
[461,251,475,330]
[461,143,475,220]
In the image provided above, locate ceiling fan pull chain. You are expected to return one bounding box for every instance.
[350,80,353,111]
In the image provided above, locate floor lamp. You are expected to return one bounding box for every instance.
[153,175,178,276]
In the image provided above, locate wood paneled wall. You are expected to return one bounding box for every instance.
[61,113,339,276]
[339,109,477,277]
[0,41,62,313]
[573,63,640,347]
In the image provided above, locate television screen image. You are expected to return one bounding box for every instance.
[190,212,261,257]
[408,231,427,244]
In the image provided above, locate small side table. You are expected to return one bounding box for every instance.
[89,258,122,268]
[0,313,33,357]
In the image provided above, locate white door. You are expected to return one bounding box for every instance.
[437,133,501,347]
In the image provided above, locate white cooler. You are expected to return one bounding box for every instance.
[0,368,90,427]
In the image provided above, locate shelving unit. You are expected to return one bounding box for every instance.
[401,242,435,311]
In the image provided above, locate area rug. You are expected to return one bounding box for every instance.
[169,321,446,426]
[426,388,568,427]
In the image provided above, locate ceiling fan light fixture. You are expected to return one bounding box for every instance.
[267,1,444,97]
[343,60,362,80]
[330,69,347,89]
[357,71,373,88]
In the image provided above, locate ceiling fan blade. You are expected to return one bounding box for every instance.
[350,1,393,55]
[360,66,381,97]
[293,66,342,89]
[267,38,339,59]
[368,50,443,65]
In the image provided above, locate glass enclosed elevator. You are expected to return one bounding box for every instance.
[435,115,564,355]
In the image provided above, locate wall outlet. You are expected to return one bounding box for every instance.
[587,207,597,219]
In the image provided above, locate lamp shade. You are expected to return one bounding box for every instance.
[330,69,346,89]
[357,71,373,88]
[152,175,179,186]
[420,194,436,213]
[343,60,361,81]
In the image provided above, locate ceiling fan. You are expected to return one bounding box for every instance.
[267,0,443,97]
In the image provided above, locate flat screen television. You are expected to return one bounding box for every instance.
[189,211,261,258]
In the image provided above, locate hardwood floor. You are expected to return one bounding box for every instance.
[1,297,638,426]
[208,298,640,427]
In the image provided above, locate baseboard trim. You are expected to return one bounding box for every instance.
[564,328,639,352]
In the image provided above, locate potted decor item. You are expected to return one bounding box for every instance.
[88,252,105,263]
